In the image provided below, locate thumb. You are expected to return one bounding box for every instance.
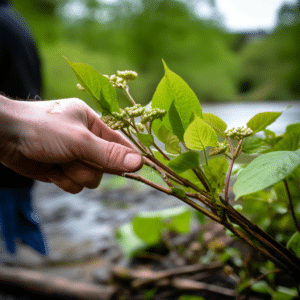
[78,133,143,173]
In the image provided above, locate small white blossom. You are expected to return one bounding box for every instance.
[209,141,229,156]
[141,108,167,124]
[225,126,253,139]
[117,70,138,81]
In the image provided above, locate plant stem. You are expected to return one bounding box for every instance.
[224,139,243,202]
[122,173,220,223]
[224,158,235,202]
[203,149,209,165]
[193,168,211,192]
[237,269,281,299]
[124,86,136,106]
[153,142,170,161]
[284,179,300,234]
[223,221,295,277]
[123,173,171,194]
[121,128,145,153]
[146,153,210,198]
[225,204,300,277]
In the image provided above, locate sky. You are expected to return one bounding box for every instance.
[214,0,298,32]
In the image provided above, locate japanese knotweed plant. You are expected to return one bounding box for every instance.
[67,59,300,289]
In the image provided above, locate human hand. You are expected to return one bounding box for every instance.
[0,98,143,193]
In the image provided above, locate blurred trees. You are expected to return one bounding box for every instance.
[237,0,300,101]
[9,0,300,104]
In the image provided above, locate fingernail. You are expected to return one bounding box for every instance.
[123,153,143,171]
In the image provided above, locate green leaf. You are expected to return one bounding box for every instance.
[291,165,300,181]
[153,150,204,192]
[184,114,218,151]
[242,136,268,155]
[286,122,300,134]
[287,232,300,258]
[272,287,298,300]
[155,121,181,154]
[132,216,165,245]
[115,223,147,257]
[132,206,192,244]
[171,187,186,198]
[241,190,274,204]
[65,59,119,114]
[168,151,200,173]
[247,112,282,133]
[263,129,280,146]
[272,132,300,152]
[137,133,154,147]
[194,211,206,225]
[152,61,202,141]
[203,112,227,137]
[251,281,272,294]
[233,149,300,199]
[271,123,300,152]
[203,156,229,192]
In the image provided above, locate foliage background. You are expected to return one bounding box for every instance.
[10,0,300,108]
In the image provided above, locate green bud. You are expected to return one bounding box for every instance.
[101,114,128,130]
[136,123,145,132]
[124,104,145,118]
[209,141,229,156]
[225,126,253,140]
[76,83,85,92]
[117,70,138,81]
[141,108,167,124]
[112,109,127,120]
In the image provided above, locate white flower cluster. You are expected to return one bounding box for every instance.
[117,70,138,81]
[101,115,128,130]
[209,141,229,156]
[101,105,166,131]
[103,70,138,89]
[225,126,253,140]
[141,108,167,124]
[124,104,145,118]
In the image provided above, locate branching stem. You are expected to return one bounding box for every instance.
[284,179,300,234]
[124,86,136,106]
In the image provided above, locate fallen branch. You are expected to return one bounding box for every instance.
[112,261,223,288]
[170,277,236,297]
[0,266,116,300]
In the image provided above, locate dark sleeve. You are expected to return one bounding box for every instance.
[0,5,42,100]
[0,5,42,188]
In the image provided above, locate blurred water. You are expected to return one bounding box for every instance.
[202,101,300,133]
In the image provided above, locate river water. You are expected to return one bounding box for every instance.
[1,101,300,266]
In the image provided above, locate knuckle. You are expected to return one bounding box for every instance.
[104,142,122,169]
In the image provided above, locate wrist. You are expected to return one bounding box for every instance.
[0,95,25,160]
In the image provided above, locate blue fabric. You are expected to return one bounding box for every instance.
[0,188,47,255]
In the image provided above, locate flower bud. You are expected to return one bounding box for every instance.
[112,109,127,120]
[209,141,229,156]
[225,126,253,140]
[141,108,167,124]
[124,104,145,118]
[117,70,138,81]
[76,83,85,92]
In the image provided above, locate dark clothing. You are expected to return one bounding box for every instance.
[0,188,47,255]
[0,3,42,188]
